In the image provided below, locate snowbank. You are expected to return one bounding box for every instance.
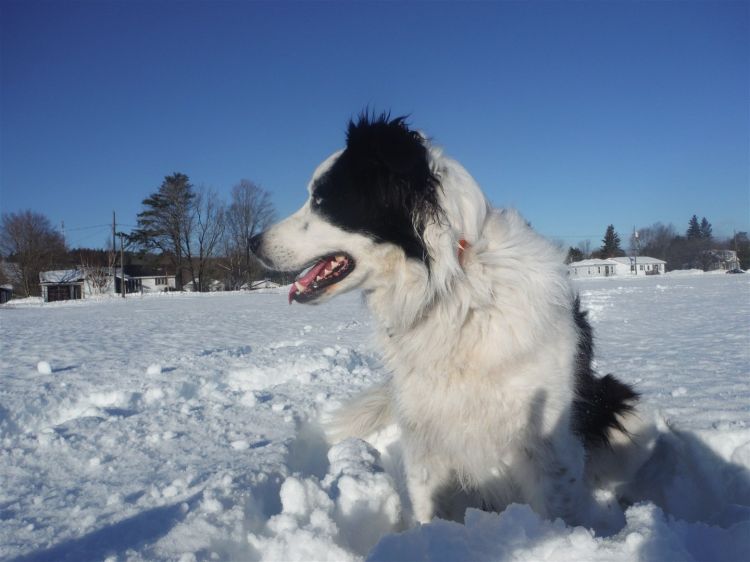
[1,274,748,561]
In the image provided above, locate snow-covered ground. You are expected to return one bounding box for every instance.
[1,273,748,561]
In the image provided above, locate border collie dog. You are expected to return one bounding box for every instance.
[252,114,653,526]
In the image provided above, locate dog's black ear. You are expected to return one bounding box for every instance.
[312,112,442,262]
[341,113,441,260]
[346,112,427,177]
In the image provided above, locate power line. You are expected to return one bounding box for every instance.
[62,222,137,233]
[64,223,111,232]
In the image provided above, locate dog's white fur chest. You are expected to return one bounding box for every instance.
[364,208,582,506]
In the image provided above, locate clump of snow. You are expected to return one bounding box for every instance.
[1,276,748,561]
[36,360,52,374]
[146,363,163,376]
[248,438,400,560]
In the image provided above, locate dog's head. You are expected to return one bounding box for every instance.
[252,113,487,305]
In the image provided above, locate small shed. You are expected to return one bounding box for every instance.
[0,284,12,304]
[40,269,85,302]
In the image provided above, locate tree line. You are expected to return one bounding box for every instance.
[566,216,749,271]
[0,174,279,297]
[129,173,277,291]
[3,190,748,298]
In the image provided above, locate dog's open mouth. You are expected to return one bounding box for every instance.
[288,254,355,304]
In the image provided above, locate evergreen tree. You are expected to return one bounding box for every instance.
[600,225,624,258]
[686,215,702,240]
[566,247,584,264]
[734,232,749,269]
[131,173,196,290]
[699,217,713,240]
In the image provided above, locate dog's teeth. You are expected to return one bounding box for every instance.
[294,281,305,292]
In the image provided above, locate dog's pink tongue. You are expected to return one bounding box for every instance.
[288,258,330,304]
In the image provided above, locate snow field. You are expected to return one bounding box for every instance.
[1,273,749,561]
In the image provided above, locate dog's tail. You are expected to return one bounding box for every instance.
[325,380,394,443]
[574,372,657,489]
[572,296,657,488]
[584,403,658,491]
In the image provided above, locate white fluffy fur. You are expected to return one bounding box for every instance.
[258,143,650,526]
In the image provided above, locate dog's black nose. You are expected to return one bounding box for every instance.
[249,233,264,255]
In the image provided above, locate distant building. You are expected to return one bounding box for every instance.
[611,257,666,276]
[569,256,666,278]
[0,284,12,304]
[242,279,282,290]
[704,249,740,271]
[182,279,223,292]
[122,265,176,293]
[568,259,619,278]
[39,269,86,302]
[39,266,176,302]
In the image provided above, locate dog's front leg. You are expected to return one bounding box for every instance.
[403,449,451,524]
[512,436,588,524]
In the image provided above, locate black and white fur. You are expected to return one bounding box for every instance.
[252,114,654,526]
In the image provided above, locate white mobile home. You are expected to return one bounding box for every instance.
[611,257,666,276]
[568,259,620,278]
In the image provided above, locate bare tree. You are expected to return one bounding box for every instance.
[636,223,677,262]
[78,246,116,296]
[0,210,67,296]
[224,180,275,289]
[186,186,225,291]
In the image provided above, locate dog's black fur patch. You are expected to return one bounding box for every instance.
[571,296,639,449]
[311,112,441,262]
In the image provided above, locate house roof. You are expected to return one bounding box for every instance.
[245,279,281,289]
[569,259,620,268]
[124,265,174,278]
[611,256,667,265]
[39,269,85,284]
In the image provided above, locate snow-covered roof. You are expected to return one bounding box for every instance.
[247,279,281,289]
[39,269,85,284]
[569,259,620,268]
[611,256,666,265]
[128,274,175,280]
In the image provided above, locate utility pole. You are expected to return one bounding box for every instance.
[117,231,126,298]
[112,212,117,295]
[632,227,640,276]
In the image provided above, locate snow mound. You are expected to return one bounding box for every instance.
[248,439,401,560]
[368,502,750,562]
[36,360,52,374]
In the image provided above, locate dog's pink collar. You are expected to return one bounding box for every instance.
[458,239,470,267]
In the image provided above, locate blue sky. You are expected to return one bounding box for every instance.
[1,1,748,250]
